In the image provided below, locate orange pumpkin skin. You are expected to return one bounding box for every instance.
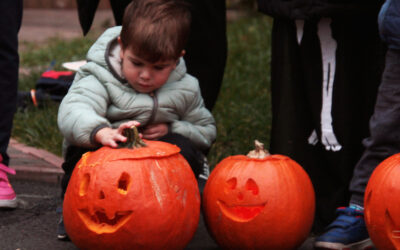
[365,153,400,250]
[203,154,315,250]
[63,139,200,250]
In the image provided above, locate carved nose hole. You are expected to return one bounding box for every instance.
[118,172,130,195]
[99,190,105,200]
[237,192,244,201]
[79,173,90,197]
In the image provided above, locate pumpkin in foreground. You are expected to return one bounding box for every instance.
[63,127,200,250]
[364,153,400,250]
[202,141,315,249]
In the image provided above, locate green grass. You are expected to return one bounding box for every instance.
[13,13,273,167]
[208,14,272,166]
[14,36,95,156]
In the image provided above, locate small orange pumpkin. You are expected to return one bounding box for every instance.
[364,153,400,250]
[202,141,315,249]
[63,127,200,250]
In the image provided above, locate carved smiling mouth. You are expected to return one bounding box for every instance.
[217,200,266,222]
[78,209,133,234]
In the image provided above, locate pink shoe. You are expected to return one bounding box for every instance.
[0,155,17,208]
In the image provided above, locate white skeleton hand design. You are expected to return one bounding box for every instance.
[296,18,342,151]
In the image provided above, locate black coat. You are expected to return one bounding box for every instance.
[257,0,384,19]
[76,0,131,35]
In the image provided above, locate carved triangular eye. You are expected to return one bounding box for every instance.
[226,178,237,190]
[79,173,90,197]
[246,179,259,195]
[118,172,130,195]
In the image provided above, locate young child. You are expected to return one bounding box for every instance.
[56,0,216,240]
[315,0,400,248]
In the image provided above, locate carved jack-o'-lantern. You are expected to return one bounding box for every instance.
[203,141,315,250]
[365,153,400,250]
[63,127,200,250]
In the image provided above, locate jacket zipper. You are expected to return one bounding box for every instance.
[146,91,158,126]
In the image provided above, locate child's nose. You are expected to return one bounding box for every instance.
[140,69,151,80]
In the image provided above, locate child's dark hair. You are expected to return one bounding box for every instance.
[120,0,191,63]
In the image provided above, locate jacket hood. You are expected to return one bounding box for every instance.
[86,26,187,84]
[378,0,400,49]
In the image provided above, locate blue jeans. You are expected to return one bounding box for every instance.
[350,48,400,205]
[0,0,22,165]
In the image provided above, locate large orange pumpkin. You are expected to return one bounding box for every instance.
[202,141,315,249]
[364,153,400,250]
[63,127,200,250]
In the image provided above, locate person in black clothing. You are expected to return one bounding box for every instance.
[257,0,386,242]
[0,0,23,209]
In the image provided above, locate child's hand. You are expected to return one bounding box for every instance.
[141,123,169,140]
[95,121,141,148]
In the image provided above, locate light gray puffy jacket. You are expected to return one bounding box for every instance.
[58,26,216,151]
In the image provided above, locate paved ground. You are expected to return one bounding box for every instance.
[5,140,314,249]
[17,8,251,43]
[2,8,315,250]
[1,178,219,250]
[19,9,114,43]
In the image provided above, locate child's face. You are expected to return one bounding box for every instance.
[119,44,180,93]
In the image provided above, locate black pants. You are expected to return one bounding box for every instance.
[0,0,22,165]
[349,49,400,206]
[183,0,227,111]
[61,133,206,198]
[269,18,386,232]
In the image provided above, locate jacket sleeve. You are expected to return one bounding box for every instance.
[57,73,111,148]
[169,84,217,151]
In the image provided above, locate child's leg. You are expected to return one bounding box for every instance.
[315,48,400,249]
[349,48,400,205]
[158,133,209,191]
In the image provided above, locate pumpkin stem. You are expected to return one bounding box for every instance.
[246,140,270,159]
[118,126,147,149]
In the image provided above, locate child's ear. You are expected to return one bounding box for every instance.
[118,36,124,59]
[176,50,185,65]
